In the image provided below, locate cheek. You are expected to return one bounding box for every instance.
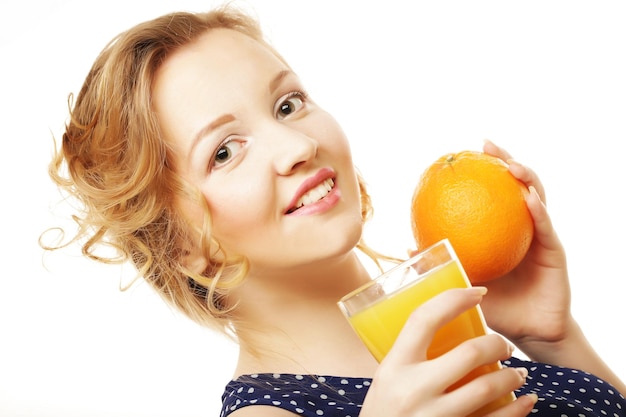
[316,113,354,163]
[205,183,273,250]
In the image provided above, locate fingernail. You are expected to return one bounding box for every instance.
[507,342,516,356]
[526,393,539,405]
[470,286,488,296]
[516,367,529,380]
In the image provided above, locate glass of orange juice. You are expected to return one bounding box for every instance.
[338,239,514,416]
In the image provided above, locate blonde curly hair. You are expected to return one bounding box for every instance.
[45,4,378,336]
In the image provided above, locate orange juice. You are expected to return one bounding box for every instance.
[348,260,514,416]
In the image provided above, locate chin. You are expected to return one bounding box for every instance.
[325,218,364,255]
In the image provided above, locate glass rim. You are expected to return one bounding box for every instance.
[337,238,454,306]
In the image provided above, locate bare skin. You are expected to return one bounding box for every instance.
[152,28,624,416]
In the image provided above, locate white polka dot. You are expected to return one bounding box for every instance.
[221,361,626,416]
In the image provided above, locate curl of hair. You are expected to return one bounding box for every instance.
[44,5,385,336]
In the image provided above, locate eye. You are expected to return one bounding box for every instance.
[276,91,307,120]
[212,138,245,169]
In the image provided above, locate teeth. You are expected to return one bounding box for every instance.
[294,178,334,210]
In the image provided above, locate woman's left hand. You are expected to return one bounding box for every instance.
[477,140,573,355]
[478,141,626,395]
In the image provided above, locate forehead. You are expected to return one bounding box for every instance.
[152,28,290,153]
[153,27,289,111]
[156,28,285,84]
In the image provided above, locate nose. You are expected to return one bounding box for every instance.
[264,123,318,175]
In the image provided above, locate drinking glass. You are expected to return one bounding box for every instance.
[338,239,514,416]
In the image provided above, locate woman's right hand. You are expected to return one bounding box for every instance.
[359,287,538,417]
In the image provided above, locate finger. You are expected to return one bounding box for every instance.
[431,333,514,390]
[444,363,530,416]
[526,185,565,255]
[482,139,514,161]
[482,140,548,204]
[484,393,539,417]
[383,287,488,367]
[506,159,547,204]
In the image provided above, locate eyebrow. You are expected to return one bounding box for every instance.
[189,113,236,158]
[188,70,294,158]
[269,69,292,94]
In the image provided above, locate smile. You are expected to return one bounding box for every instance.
[287,178,335,214]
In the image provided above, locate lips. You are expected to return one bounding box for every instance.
[285,168,336,214]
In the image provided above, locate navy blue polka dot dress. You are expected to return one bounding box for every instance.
[220,357,625,416]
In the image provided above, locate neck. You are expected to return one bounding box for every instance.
[230,250,380,378]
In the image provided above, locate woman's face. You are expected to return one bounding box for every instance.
[153,29,363,275]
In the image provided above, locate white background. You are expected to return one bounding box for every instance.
[1,1,625,416]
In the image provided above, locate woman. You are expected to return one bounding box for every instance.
[46,4,626,416]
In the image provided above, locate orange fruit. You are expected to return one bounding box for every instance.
[411,150,534,283]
